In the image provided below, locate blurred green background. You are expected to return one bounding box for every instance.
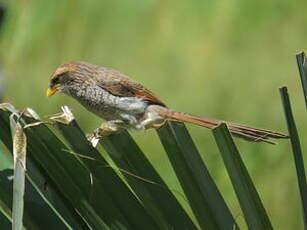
[0,0,306,229]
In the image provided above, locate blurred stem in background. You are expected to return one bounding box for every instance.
[0,1,6,103]
[0,1,11,172]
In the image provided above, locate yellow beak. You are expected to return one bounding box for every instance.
[46,86,58,97]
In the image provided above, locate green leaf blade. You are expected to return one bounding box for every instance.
[158,121,239,230]
[101,131,198,230]
[0,169,78,230]
[279,86,307,229]
[212,123,273,230]
[0,105,110,230]
[11,121,26,230]
[296,52,307,108]
[55,119,160,230]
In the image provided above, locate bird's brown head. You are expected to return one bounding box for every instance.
[46,61,95,97]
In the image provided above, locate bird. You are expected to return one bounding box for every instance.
[46,61,288,144]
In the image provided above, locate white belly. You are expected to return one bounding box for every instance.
[66,84,148,121]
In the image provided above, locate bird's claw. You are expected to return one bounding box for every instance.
[86,120,125,147]
[86,133,100,148]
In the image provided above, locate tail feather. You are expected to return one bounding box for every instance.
[161,110,288,144]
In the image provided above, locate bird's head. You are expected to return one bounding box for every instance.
[46,61,94,97]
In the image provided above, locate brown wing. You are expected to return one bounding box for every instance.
[95,66,167,107]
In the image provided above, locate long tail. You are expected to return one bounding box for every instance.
[155,107,288,144]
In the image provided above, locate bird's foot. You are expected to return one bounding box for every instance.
[87,120,125,147]
[150,120,167,129]
[139,107,166,129]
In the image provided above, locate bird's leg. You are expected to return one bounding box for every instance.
[139,117,166,129]
[87,120,125,147]
[96,120,125,136]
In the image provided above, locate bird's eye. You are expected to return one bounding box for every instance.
[51,73,65,86]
